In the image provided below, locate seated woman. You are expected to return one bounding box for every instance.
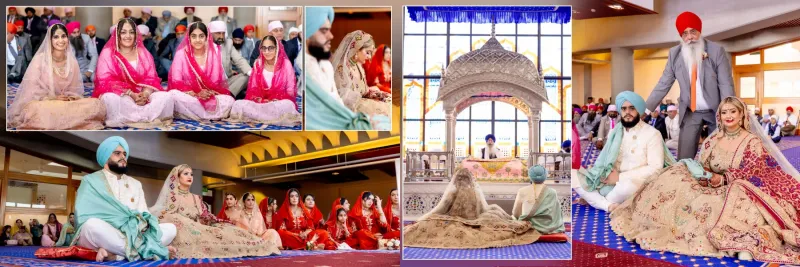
[324,205,356,250]
[275,189,329,250]
[239,193,282,246]
[93,18,174,128]
[512,166,565,235]
[258,197,279,229]
[363,45,391,94]
[150,164,280,258]
[167,22,234,121]
[29,219,43,246]
[55,213,76,246]
[347,191,388,250]
[404,169,542,249]
[612,96,800,263]
[217,193,246,228]
[1,226,14,246]
[304,194,326,229]
[332,31,391,118]
[8,23,106,129]
[13,226,33,246]
[328,198,350,220]
[382,189,401,240]
[229,35,301,126]
[41,213,62,247]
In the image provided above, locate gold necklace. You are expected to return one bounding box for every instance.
[177,188,189,195]
[724,127,742,140]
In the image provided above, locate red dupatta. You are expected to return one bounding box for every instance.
[93,24,162,98]
[382,192,397,229]
[276,189,313,229]
[364,44,391,93]
[348,192,382,231]
[245,36,296,107]
[167,22,230,111]
[328,198,342,222]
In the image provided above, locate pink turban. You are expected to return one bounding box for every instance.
[142,8,152,15]
[267,21,284,32]
[66,21,81,34]
[137,24,150,36]
[65,8,73,13]
[606,105,617,112]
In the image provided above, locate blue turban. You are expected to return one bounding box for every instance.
[305,7,334,39]
[615,91,646,116]
[485,134,496,142]
[97,136,129,167]
[528,165,547,184]
[561,140,571,148]
[162,10,171,17]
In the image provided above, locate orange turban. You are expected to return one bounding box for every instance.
[85,25,96,33]
[175,25,187,34]
[676,11,702,36]
[7,22,17,35]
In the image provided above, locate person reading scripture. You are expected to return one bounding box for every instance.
[574,91,674,212]
[149,165,280,258]
[512,166,565,234]
[72,136,177,262]
[645,11,735,160]
[480,134,500,159]
[93,18,174,128]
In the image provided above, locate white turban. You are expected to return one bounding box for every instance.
[208,21,227,39]
[268,21,284,32]
[137,24,150,36]
[667,105,678,112]
[606,104,617,112]
[288,27,300,34]
[45,7,55,11]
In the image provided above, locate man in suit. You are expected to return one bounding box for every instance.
[23,7,46,52]
[41,7,60,27]
[645,11,734,160]
[592,105,620,150]
[7,22,32,84]
[180,7,202,25]
[241,24,256,62]
[85,25,106,53]
[7,7,24,23]
[249,21,299,68]
[156,10,179,44]
[136,8,158,37]
[209,21,252,98]
[210,7,237,38]
[62,8,77,24]
[66,21,98,83]
[137,25,159,61]
[645,108,668,140]
[664,105,680,150]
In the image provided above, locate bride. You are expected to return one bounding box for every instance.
[403,168,541,248]
[611,96,800,263]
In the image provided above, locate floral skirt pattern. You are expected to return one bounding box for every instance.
[403,206,540,249]
[161,214,280,259]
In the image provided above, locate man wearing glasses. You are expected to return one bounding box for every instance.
[645,11,734,160]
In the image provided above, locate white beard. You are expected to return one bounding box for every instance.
[484,144,498,159]
[680,37,705,75]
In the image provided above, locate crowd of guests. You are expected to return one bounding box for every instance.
[1,214,76,247]
[574,96,683,150]
[6,7,303,129]
[755,106,798,143]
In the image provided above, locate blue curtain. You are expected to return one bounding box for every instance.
[407,6,571,24]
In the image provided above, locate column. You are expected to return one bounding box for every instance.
[444,109,456,176]
[584,64,592,102]
[610,47,634,104]
[234,7,256,30]
[191,169,203,195]
[530,107,541,160]
[76,7,113,39]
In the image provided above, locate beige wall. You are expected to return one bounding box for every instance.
[112,7,234,24]
[573,63,584,106]
[573,59,681,106]
[633,59,681,106]
[590,64,611,104]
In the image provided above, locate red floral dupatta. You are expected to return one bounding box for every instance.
[167,23,230,111]
[93,25,162,98]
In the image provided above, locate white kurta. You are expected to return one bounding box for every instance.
[305,52,343,105]
[575,122,665,211]
[77,170,176,261]
[664,116,680,150]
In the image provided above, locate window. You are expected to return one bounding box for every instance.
[6,181,67,210]
[764,70,800,98]
[9,150,69,179]
[403,7,572,154]
[735,52,761,65]
[764,40,800,64]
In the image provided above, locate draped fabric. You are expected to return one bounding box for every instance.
[382,194,401,240]
[347,192,386,250]
[93,24,162,97]
[406,6,571,24]
[305,76,373,130]
[245,37,296,106]
[167,23,230,111]
[54,221,74,247]
[324,204,357,250]
[275,190,328,250]
[327,198,343,223]
[258,198,278,229]
[308,205,325,230]
[364,44,391,93]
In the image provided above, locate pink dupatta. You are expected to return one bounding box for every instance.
[167,23,230,111]
[245,37,296,107]
[93,24,162,98]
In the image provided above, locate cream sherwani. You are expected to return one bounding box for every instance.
[77,170,176,261]
[305,52,343,105]
[664,116,680,150]
[574,122,665,211]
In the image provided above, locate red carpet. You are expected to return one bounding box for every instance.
[171,252,400,267]
[572,241,679,267]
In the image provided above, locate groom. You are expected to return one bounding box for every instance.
[73,136,177,262]
[574,91,668,212]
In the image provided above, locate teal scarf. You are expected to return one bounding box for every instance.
[54,222,74,247]
[580,124,677,196]
[306,77,373,130]
[71,171,168,261]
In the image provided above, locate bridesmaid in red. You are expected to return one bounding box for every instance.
[217,193,249,229]
[276,189,329,250]
[258,197,279,229]
[347,191,388,250]
[324,205,357,250]
[303,194,326,229]
[327,198,350,222]
[382,188,401,240]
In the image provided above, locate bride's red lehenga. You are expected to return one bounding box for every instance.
[275,190,329,250]
[347,192,387,250]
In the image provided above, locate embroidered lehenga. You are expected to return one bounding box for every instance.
[403,168,542,249]
[332,31,391,118]
[611,97,800,264]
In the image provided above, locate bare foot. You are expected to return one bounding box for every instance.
[608,203,619,212]
[168,246,177,259]
[575,198,588,205]
[95,248,108,262]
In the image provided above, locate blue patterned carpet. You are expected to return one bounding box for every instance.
[6,83,302,131]
[0,246,399,266]
[572,138,800,267]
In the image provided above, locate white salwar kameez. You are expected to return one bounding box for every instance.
[665,116,680,150]
[77,170,176,261]
[169,90,235,121]
[574,122,665,211]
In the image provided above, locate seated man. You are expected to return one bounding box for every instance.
[73,136,176,262]
[208,21,252,99]
[645,107,667,140]
[781,106,798,136]
[513,165,565,234]
[158,25,186,81]
[480,134,499,159]
[7,22,32,84]
[66,21,98,83]
[664,105,680,150]
[592,104,619,150]
[573,91,669,212]
[767,117,782,143]
[578,105,601,140]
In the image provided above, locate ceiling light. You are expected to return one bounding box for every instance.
[332,172,339,175]
[47,162,67,168]
[608,4,624,10]
[591,9,596,12]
